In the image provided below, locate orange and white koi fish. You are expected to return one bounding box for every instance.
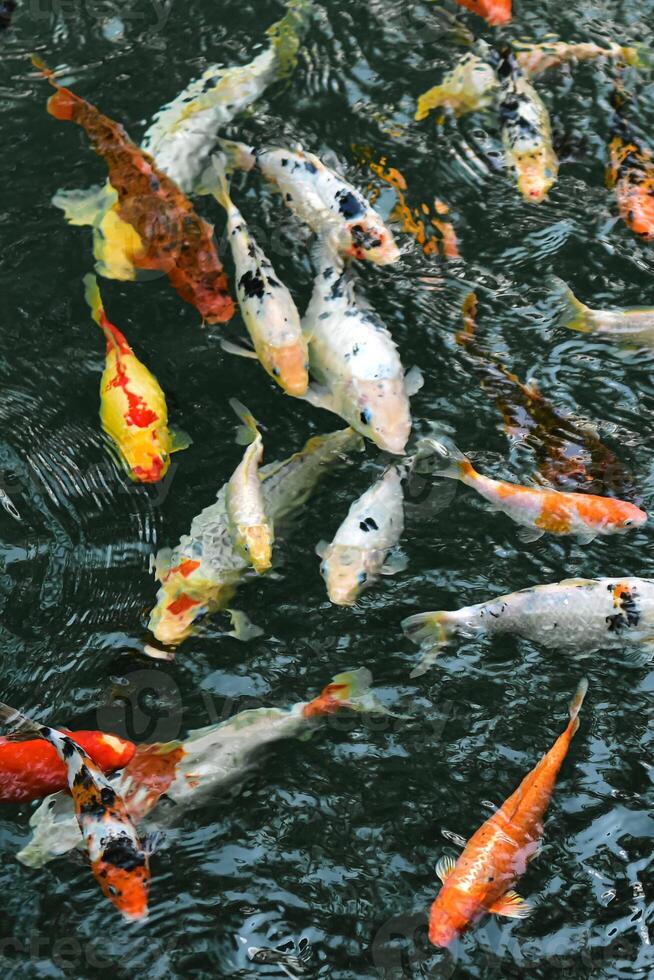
[455,0,510,26]
[424,436,647,543]
[497,49,558,203]
[0,701,154,920]
[19,669,383,866]
[85,275,190,483]
[607,89,654,240]
[33,58,234,323]
[218,138,399,265]
[428,680,587,946]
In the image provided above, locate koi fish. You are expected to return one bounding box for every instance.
[513,39,642,76]
[300,242,422,455]
[607,88,654,240]
[140,0,312,192]
[0,702,153,920]
[454,0,511,26]
[427,680,587,946]
[317,465,408,605]
[33,57,234,322]
[553,276,654,344]
[204,157,308,395]
[403,577,654,675]
[457,293,639,500]
[18,669,381,866]
[85,275,190,482]
[218,139,399,265]
[497,49,558,203]
[423,435,646,544]
[0,729,135,803]
[148,427,363,647]
[226,400,274,574]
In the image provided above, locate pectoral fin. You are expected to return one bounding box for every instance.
[153,547,173,582]
[315,539,330,559]
[488,891,533,919]
[405,365,424,397]
[516,526,545,544]
[226,608,264,642]
[575,531,597,545]
[435,855,457,883]
[380,551,408,575]
[301,384,337,412]
[169,428,193,453]
[52,183,116,226]
[143,830,165,856]
[221,338,259,360]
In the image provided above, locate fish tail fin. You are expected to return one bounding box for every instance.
[413,435,473,482]
[415,84,448,122]
[549,276,591,332]
[401,611,451,676]
[567,678,588,737]
[217,138,256,173]
[0,701,47,740]
[303,667,381,717]
[229,398,261,446]
[83,272,104,327]
[267,0,312,79]
[207,154,233,209]
[621,44,654,69]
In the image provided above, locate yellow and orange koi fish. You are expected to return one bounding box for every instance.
[85,275,190,483]
[429,680,587,946]
[607,87,654,240]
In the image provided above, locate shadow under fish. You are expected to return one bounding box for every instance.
[456,293,641,503]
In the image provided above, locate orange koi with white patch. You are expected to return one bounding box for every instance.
[455,0,511,26]
[424,436,646,543]
[429,680,587,946]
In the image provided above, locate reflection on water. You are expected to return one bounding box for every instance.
[0,0,653,977]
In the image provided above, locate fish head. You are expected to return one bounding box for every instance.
[609,500,648,534]
[354,379,411,455]
[262,340,309,396]
[514,149,557,203]
[122,430,170,484]
[149,585,206,646]
[428,893,477,947]
[618,180,654,239]
[193,280,236,324]
[347,217,400,265]
[320,544,368,606]
[239,524,274,574]
[93,856,150,921]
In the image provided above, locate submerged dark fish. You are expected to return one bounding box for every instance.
[456,293,640,502]
[0,0,16,31]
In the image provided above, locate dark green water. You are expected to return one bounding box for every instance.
[1,1,653,977]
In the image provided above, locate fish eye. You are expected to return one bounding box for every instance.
[360,408,372,425]
[623,518,633,527]
[108,885,119,897]
[357,571,367,585]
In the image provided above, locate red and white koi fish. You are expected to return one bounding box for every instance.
[218,138,399,265]
[18,669,383,866]
[0,729,135,803]
[403,577,654,675]
[424,436,647,544]
[85,275,190,482]
[33,57,234,322]
[455,0,511,26]
[0,702,154,920]
[428,680,587,946]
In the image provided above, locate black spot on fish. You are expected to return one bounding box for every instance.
[239,270,265,299]
[62,737,77,759]
[281,158,289,167]
[74,766,95,791]
[286,193,293,202]
[336,189,365,220]
[319,312,330,320]
[304,160,318,173]
[350,224,382,252]
[80,796,106,819]
[149,175,160,193]
[322,267,334,280]
[360,408,372,425]
[101,786,116,807]
[358,517,379,532]
[102,835,146,872]
[268,277,281,288]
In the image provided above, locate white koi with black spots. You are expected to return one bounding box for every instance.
[497,49,559,203]
[301,243,422,455]
[403,577,654,675]
[0,702,151,920]
[318,465,406,605]
[218,139,399,265]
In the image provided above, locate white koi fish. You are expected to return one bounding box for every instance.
[147,427,363,646]
[403,577,654,675]
[0,702,152,920]
[18,669,382,867]
[497,49,559,203]
[301,242,422,455]
[423,436,646,544]
[218,139,399,265]
[317,465,408,605]
[553,276,654,345]
[226,399,273,574]
[141,0,312,192]
[204,156,308,394]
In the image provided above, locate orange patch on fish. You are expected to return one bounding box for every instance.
[166,593,201,616]
[534,493,573,534]
[302,682,349,719]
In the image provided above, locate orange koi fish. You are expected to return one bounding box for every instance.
[454,0,511,27]
[457,293,639,500]
[32,57,234,323]
[607,112,654,240]
[0,729,135,803]
[423,435,646,543]
[0,701,154,920]
[85,275,190,482]
[429,680,587,946]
